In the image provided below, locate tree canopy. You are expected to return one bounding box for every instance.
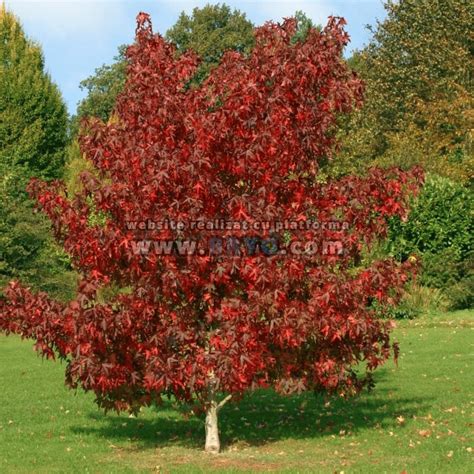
[0,5,68,180]
[166,3,254,84]
[333,0,473,182]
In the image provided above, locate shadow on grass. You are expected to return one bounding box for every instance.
[71,369,432,451]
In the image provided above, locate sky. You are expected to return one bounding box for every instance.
[5,0,387,115]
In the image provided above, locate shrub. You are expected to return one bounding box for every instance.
[387,175,473,309]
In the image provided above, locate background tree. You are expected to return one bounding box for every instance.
[331,0,473,182]
[166,2,254,84]
[0,5,75,299]
[0,5,68,179]
[290,10,319,44]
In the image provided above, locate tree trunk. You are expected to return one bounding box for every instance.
[205,399,220,454]
[204,375,231,453]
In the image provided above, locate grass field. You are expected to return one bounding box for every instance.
[0,310,472,473]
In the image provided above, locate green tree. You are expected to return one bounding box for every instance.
[0,6,75,299]
[0,5,68,179]
[290,10,319,44]
[166,3,254,84]
[333,0,473,182]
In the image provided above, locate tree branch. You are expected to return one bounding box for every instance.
[216,394,232,412]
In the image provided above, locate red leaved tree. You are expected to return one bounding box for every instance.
[0,13,422,452]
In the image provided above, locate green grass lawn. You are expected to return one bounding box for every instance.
[0,310,472,473]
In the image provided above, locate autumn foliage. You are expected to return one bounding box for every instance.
[0,13,422,450]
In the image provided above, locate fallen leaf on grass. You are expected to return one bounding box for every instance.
[396,416,405,426]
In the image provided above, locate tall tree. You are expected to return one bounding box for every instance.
[1,13,422,452]
[0,5,74,298]
[333,0,473,182]
[0,4,68,179]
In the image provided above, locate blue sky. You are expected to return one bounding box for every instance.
[5,1,387,115]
